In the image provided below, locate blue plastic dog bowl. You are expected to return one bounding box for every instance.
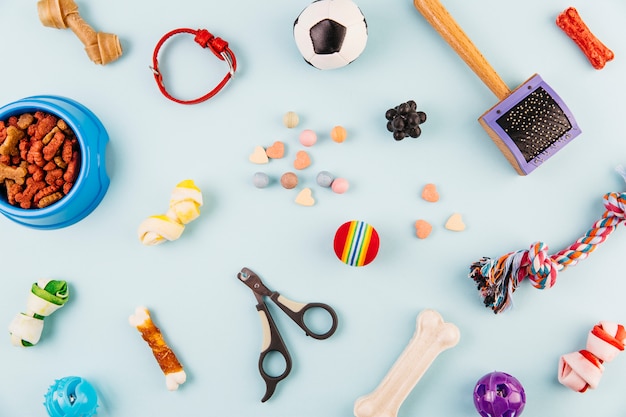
[0,95,109,229]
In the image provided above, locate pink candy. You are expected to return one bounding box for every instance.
[331,178,349,194]
[299,129,317,147]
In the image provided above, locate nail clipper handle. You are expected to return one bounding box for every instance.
[256,304,292,402]
[271,293,338,340]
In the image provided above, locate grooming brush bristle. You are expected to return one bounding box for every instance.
[496,87,573,162]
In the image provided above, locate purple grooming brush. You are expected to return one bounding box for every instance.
[479,74,581,175]
[414,0,581,175]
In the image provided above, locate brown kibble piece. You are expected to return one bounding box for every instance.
[0,162,27,185]
[415,220,433,239]
[421,183,439,202]
[43,130,65,160]
[0,126,25,157]
[37,191,64,208]
[16,113,35,130]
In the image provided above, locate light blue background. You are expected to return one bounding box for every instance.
[1,0,625,416]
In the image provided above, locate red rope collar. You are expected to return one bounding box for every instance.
[151,28,237,105]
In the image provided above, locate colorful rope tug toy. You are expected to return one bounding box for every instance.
[8,280,69,346]
[469,166,626,314]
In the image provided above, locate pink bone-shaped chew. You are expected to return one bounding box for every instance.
[558,322,626,392]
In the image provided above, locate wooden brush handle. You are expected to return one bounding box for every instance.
[37,0,122,65]
[413,0,510,100]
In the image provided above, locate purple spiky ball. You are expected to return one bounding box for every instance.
[473,371,526,417]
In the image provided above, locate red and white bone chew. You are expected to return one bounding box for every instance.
[353,309,460,417]
[556,7,614,70]
[129,306,187,391]
[558,321,625,392]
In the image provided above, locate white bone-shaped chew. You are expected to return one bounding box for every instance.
[354,309,460,417]
[129,306,187,391]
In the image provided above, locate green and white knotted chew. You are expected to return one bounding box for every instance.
[137,179,203,245]
[8,279,69,347]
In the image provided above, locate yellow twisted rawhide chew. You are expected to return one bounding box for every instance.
[138,180,203,246]
[37,0,123,65]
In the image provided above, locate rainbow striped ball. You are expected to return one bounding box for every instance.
[333,220,380,266]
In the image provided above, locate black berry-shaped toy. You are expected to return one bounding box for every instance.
[385,100,427,141]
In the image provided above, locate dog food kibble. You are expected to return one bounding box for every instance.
[0,112,80,209]
[280,172,298,189]
[283,111,299,128]
[252,172,270,188]
[299,129,317,147]
[330,126,347,143]
[316,171,335,188]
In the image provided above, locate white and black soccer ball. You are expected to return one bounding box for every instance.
[293,0,368,70]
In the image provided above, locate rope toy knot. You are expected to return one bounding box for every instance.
[469,165,626,314]
[138,180,203,246]
[603,192,626,219]
[526,242,559,289]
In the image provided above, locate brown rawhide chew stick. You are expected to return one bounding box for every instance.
[37,0,122,65]
[556,7,614,70]
[353,309,460,417]
[129,306,187,391]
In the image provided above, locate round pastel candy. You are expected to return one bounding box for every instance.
[283,111,299,128]
[331,178,349,194]
[331,126,347,143]
[299,129,317,147]
[316,171,335,188]
[280,172,299,189]
[252,172,270,188]
[333,220,380,267]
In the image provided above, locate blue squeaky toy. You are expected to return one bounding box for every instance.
[45,376,99,417]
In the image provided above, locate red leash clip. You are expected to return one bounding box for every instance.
[151,28,237,105]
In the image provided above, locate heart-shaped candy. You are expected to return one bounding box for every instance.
[249,146,269,164]
[445,213,466,231]
[295,188,315,206]
[414,220,432,239]
[294,150,311,170]
[266,141,285,159]
[421,183,439,202]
